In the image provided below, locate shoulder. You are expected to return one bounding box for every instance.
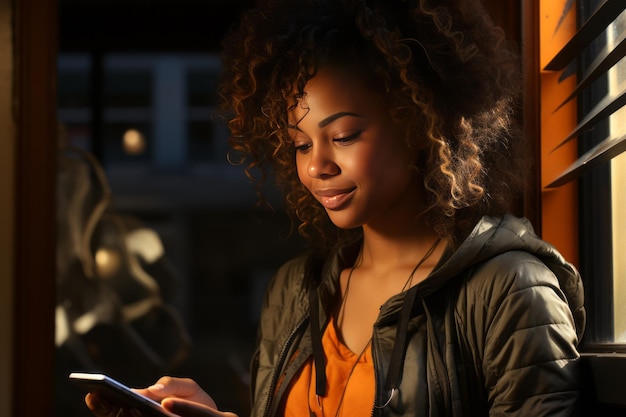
[263,253,310,309]
[454,249,579,342]
[455,249,579,346]
[465,250,565,307]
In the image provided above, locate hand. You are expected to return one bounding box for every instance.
[137,376,239,417]
[85,376,238,417]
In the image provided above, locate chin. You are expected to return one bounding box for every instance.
[326,213,362,231]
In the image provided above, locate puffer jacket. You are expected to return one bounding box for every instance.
[249,214,586,417]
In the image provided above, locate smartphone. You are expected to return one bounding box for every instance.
[69,372,179,417]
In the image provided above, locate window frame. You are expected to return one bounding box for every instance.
[535,0,626,411]
[539,0,626,351]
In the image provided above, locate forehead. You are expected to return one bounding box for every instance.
[288,67,387,125]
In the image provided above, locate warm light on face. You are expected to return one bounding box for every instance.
[289,67,417,231]
[123,128,146,154]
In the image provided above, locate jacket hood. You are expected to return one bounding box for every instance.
[426,214,586,339]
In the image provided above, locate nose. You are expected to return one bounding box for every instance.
[307,145,340,178]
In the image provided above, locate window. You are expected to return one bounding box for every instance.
[58,53,227,169]
[540,0,626,347]
[55,50,307,417]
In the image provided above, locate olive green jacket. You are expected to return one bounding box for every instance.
[250,214,586,417]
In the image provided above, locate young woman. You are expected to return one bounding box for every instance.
[86,0,586,416]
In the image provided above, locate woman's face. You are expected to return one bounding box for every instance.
[288,67,422,231]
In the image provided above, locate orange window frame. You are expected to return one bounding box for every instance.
[539,0,579,267]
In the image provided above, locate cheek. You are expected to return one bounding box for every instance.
[355,146,392,177]
[366,147,412,185]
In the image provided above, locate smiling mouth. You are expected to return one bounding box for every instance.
[315,188,356,210]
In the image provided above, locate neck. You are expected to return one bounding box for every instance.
[358,221,444,273]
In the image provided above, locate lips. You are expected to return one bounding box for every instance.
[314,187,356,210]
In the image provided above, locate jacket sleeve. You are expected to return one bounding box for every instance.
[249,255,310,417]
[462,250,582,417]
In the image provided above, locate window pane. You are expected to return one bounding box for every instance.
[188,69,219,107]
[58,71,91,107]
[612,153,626,341]
[188,121,215,162]
[103,70,152,107]
[608,11,626,342]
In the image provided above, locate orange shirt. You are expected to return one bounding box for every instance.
[282,316,375,417]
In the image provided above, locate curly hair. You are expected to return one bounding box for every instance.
[218,0,529,249]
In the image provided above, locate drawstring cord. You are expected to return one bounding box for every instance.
[423,298,453,415]
[310,285,327,400]
[377,286,419,406]
[310,284,420,410]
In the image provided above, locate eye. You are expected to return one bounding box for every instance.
[289,127,311,154]
[333,130,361,144]
[294,142,312,154]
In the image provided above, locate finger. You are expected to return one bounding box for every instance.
[131,388,154,399]
[139,377,216,407]
[131,377,188,400]
[151,376,202,397]
[162,398,239,417]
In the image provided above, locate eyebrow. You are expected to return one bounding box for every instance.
[319,112,363,128]
[287,111,364,131]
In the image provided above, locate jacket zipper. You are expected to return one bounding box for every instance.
[261,315,309,417]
